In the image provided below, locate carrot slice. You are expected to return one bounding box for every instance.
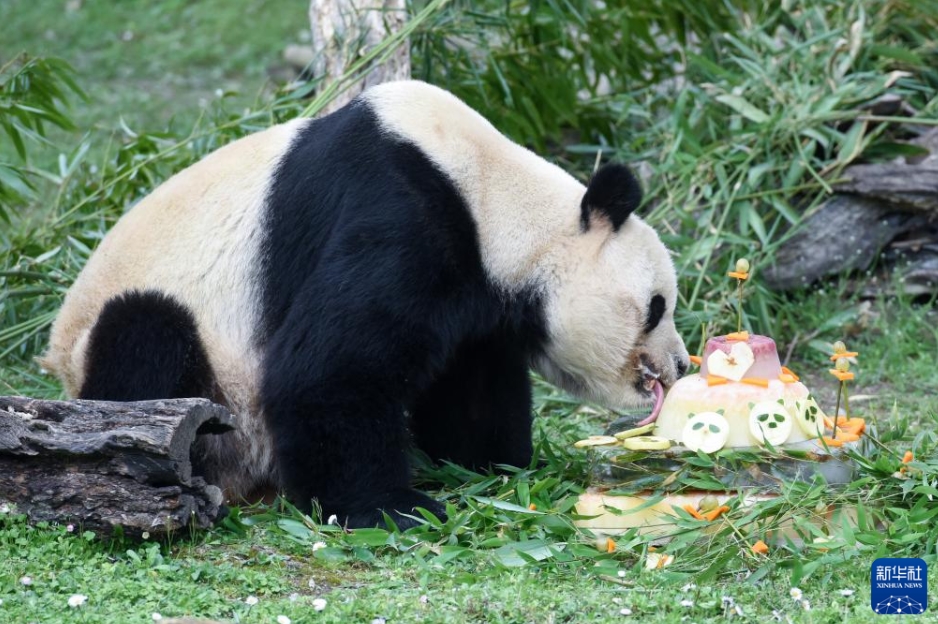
[829,352,859,361]
[781,366,800,381]
[606,537,616,553]
[707,375,729,386]
[704,505,731,522]
[727,271,749,280]
[741,378,770,388]
[902,451,914,464]
[725,331,750,341]
[822,432,860,447]
[751,540,769,555]
[689,355,703,366]
[843,417,866,435]
[682,504,705,520]
[823,415,850,429]
[829,369,855,381]
[778,373,797,383]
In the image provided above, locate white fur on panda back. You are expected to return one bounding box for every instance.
[42,119,308,492]
[363,81,588,293]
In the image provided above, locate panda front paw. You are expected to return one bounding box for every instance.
[336,488,446,531]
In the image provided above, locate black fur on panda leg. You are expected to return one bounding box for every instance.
[410,330,534,471]
[260,289,457,531]
[78,290,215,401]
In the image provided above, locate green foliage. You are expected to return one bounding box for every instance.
[0,55,84,225]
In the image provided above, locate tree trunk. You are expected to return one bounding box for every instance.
[0,396,235,539]
[309,0,410,115]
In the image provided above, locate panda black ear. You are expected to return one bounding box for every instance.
[580,163,643,232]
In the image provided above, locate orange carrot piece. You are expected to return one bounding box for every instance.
[823,415,850,429]
[689,355,703,366]
[741,378,770,388]
[727,271,749,280]
[779,373,797,383]
[725,331,750,341]
[707,375,729,387]
[751,540,769,555]
[829,369,855,381]
[844,417,866,435]
[606,537,616,553]
[781,366,800,381]
[822,432,860,447]
[704,505,731,522]
[829,352,859,361]
[682,504,705,520]
[902,451,914,464]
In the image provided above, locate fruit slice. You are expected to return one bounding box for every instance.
[622,436,671,451]
[573,435,619,448]
[748,401,793,446]
[706,341,755,381]
[681,411,730,453]
[613,422,656,440]
[700,334,782,379]
[792,397,825,438]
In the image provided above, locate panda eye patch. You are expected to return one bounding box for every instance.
[645,295,666,333]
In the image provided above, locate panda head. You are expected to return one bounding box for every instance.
[533,163,689,411]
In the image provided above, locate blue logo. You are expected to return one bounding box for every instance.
[871,558,927,615]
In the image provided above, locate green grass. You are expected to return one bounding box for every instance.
[0,0,303,136]
[2,0,938,622]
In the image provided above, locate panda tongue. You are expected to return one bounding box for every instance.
[634,380,665,427]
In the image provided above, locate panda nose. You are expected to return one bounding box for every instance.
[674,355,689,379]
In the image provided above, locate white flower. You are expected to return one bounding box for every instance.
[617,570,626,578]
[839,589,855,597]
[20,576,31,586]
[680,599,694,607]
[277,616,291,624]
[289,593,299,602]
[312,598,327,611]
[246,596,259,606]
[141,532,150,540]
[721,596,735,606]
[802,600,811,611]
[215,89,224,98]
[67,594,88,608]
[681,583,697,592]
[327,515,338,525]
[66,524,74,533]
[312,541,327,551]
[619,607,633,616]
[371,619,387,624]
[0,503,10,514]
[419,595,428,604]
[789,587,803,601]
[152,614,162,621]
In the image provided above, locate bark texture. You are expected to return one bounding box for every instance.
[0,396,235,539]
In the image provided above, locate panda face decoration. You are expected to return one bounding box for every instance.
[533,164,689,410]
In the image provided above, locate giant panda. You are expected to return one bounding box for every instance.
[42,80,689,529]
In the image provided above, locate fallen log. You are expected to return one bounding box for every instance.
[765,128,938,293]
[0,396,235,539]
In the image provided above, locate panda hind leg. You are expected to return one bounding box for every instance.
[78,290,215,401]
[411,332,534,471]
